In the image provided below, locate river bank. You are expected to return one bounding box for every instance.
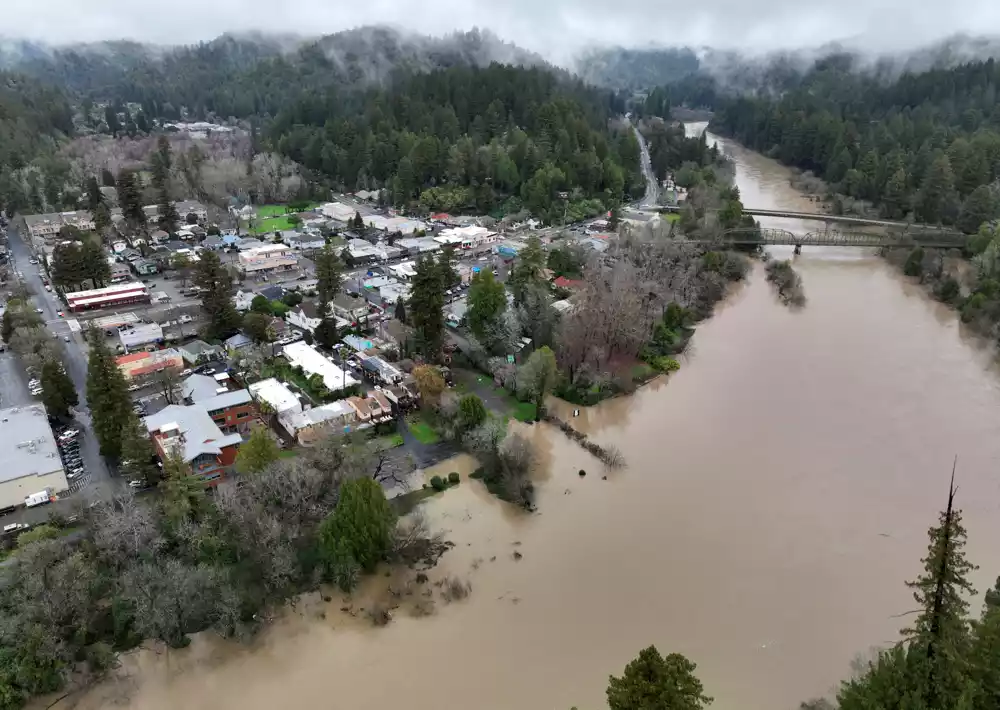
[49,128,1000,710]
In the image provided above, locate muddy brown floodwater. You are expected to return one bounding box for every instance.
[61,127,1000,710]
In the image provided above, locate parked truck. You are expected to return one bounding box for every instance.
[24,489,53,508]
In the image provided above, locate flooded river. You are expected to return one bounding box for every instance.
[69,128,1000,710]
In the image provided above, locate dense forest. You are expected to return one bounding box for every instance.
[271,64,641,218]
[696,57,1000,231]
[0,29,638,222]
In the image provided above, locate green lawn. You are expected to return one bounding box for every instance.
[252,216,297,234]
[510,401,538,423]
[665,213,681,223]
[374,433,405,450]
[278,449,300,459]
[255,202,320,219]
[407,418,440,445]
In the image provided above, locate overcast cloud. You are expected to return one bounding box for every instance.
[6,0,1000,62]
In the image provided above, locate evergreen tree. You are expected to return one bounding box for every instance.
[81,239,110,287]
[104,104,121,137]
[85,176,103,212]
[883,168,910,220]
[509,233,546,304]
[39,358,78,420]
[606,646,713,710]
[319,477,395,589]
[193,251,241,340]
[903,465,978,709]
[85,327,132,458]
[467,270,507,343]
[313,245,343,350]
[116,170,146,232]
[437,246,459,289]
[235,427,280,475]
[151,136,178,233]
[917,154,959,225]
[957,185,999,235]
[119,413,159,486]
[408,254,446,360]
[394,297,407,324]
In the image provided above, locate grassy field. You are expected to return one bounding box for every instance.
[252,216,297,234]
[407,418,440,445]
[509,400,538,423]
[664,213,681,223]
[278,449,299,459]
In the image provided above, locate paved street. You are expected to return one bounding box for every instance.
[5,226,116,504]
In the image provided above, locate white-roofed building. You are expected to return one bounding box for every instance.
[283,400,358,445]
[282,341,360,393]
[238,244,298,275]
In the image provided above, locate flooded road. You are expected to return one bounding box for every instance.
[69,128,1000,710]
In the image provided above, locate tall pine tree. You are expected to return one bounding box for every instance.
[85,327,133,458]
[408,254,445,360]
[194,251,241,340]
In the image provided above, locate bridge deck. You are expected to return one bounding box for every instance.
[652,205,961,233]
[690,228,967,249]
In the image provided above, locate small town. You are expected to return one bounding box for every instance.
[0,179,623,528]
[3,8,1000,710]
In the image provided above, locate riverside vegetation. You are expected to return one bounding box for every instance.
[0,436,445,708]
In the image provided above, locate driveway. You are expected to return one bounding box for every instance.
[5,226,116,502]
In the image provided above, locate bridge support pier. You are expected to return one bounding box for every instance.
[793,243,802,255]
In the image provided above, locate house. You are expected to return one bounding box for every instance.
[283,400,357,445]
[144,406,244,486]
[346,394,392,424]
[198,389,257,434]
[131,259,158,276]
[201,235,224,250]
[225,333,251,352]
[175,200,208,223]
[257,285,286,302]
[396,237,441,255]
[331,293,370,323]
[283,232,326,250]
[116,349,183,380]
[282,341,360,392]
[286,301,350,334]
[181,374,228,403]
[22,211,95,240]
[437,225,499,250]
[248,378,302,435]
[119,323,164,352]
[268,317,288,339]
[151,229,170,244]
[360,356,403,385]
[235,238,266,251]
[445,298,469,328]
[239,244,299,276]
[177,340,221,365]
[552,299,575,314]
[382,384,417,415]
[110,262,132,283]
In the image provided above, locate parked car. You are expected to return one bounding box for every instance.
[3,523,30,535]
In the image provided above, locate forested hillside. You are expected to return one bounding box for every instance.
[0,29,638,221]
[709,57,1000,230]
[271,63,640,218]
[0,72,75,213]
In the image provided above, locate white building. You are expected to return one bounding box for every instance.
[248,378,304,435]
[283,400,357,444]
[238,244,299,275]
[286,302,351,334]
[282,341,360,392]
[437,225,499,249]
[0,404,69,509]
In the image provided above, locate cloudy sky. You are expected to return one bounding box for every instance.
[6,0,1000,62]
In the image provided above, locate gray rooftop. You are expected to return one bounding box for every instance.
[0,405,64,484]
[119,323,164,349]
[198,389,252,413]
[182,374,223,402]
[144,404,243,463]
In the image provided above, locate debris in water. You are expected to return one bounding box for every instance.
[490,556,496,562]
[578,469,586,477]
[512,550,523,561]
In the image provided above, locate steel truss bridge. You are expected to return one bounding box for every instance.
[686,227,968,251]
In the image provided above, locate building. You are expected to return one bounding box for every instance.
[143,200,208,225]
[331,293,370,323]
[110,262,132,283]
[238,244,299,276]
[117,348,183,380]
[181,374,230,403]
[131,259,159,276]
[437,225,499,249]
[553,276,585,290]
[144,406,244,486]
[360,356,403,385]
[177,340,221,365]
[342,334,375,353]
[283,232,326,250]
[320,202,358,223]
[225,333,251,351]
[0,404,69,509]
[66,282,150,312]
[396,237,441,255]
[282,341,360,392]
[282,400,357,445]
[286,302,350,334]
[248,378,302,430]
[197,390,256,434]
[22,211,95,240]
[119,323,164,352]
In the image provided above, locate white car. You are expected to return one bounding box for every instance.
[178,315,193,324]
[3,523,29,534]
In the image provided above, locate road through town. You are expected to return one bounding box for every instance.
[5,226,115,503]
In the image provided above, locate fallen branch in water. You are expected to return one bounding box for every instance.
[542,413,626,469]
